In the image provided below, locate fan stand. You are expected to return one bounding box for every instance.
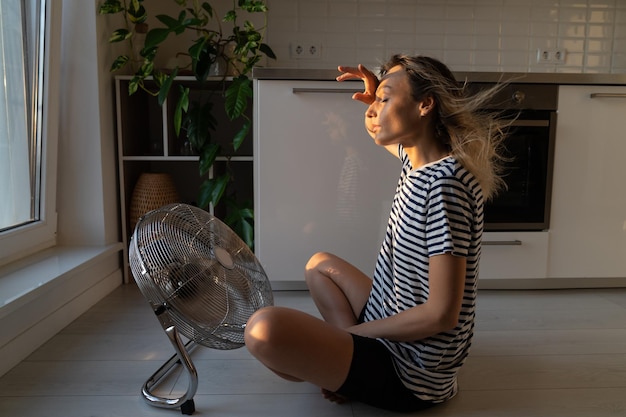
[141,309,200,415]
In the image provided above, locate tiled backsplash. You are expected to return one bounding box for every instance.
[265,0,626,73]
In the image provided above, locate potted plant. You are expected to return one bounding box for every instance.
[99,0,275,248]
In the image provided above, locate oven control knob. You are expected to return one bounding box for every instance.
[512,90,525,105]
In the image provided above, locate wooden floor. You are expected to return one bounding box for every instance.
[0,284,625,416]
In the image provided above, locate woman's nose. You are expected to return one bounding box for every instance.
[365,104,376,118]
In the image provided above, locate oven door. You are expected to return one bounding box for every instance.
[484,113,557,231]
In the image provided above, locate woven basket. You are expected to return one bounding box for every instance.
[129,173,179,233]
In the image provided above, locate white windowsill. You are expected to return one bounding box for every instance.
[0,243,123,319]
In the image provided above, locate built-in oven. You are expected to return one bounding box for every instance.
[471,83,558,231]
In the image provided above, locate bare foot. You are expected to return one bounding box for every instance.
[321,388,350,404]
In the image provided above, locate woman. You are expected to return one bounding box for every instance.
[244,55,507,412]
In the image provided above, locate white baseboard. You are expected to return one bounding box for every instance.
[270,277,626,292]
[477,277,626,290]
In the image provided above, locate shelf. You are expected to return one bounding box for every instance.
[121,156,253,162]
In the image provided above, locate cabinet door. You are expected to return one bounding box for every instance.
[481,232,549,279]
[254,80,400,283]
[549,86,626,278]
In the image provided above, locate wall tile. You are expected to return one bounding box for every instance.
[265,0,626,73]
[329,3,359,17]
[530,22,559,37]
[586,39,613,53]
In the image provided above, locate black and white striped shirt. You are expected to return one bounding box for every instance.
[362,145,483,403]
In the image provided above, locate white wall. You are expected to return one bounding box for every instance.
[264,0,626,74]
[57,0,119,245]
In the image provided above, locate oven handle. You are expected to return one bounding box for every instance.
[590,93,626,99]
[483,240,522,246]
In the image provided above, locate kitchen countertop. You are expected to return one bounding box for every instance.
[252,67,626,85]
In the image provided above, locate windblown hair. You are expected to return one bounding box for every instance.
[380,54,509,201]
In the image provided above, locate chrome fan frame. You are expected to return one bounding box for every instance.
[129,203,273,415]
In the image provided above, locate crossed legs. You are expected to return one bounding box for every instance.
[244,252,372,393]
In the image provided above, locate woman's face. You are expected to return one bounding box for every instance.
[365,65,431,147]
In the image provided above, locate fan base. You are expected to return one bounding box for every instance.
[180,399,195,415]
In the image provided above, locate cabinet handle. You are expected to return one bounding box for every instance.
[292,88,357,94]
[483,240,522,246]
[589,93,626,99]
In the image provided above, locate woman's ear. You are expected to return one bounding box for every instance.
[418,96,435,117]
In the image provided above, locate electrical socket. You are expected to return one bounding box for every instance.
[290,40,321,59]
[537,48,567,64]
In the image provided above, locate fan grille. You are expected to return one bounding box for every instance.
[129,203,273,350]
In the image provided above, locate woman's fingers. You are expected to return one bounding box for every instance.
[336,64,379,105]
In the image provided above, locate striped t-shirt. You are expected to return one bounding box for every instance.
[362,145,483,403]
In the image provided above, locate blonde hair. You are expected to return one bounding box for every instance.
[380,55,509,200]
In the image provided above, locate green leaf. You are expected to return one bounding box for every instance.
[138,60,154,77]
[244,20,256,32]
[238,0,268,13]
[129,75,142,95]
[110,55,129,72]
[109,28,132,43]
[153,72,167,88]
[234,216,254,249]
[224,76,252,120]
[259,43,277,59]
[198,174,229,209]
[232,118,250,151]
[174,11,189,35]
[186,101,216,151]
[199,143,220,176]
[201,2,214,18]
[144,28,170,49]
[157,69,178,106]
[188,37,207,61]
[139,46,158,60]
[98,0,124,14]
[191,41,217,82]
[223,10,237,22]
[127,4,147,24]
[224,198,254,248]
[173,86,189,136]
[156,14,181,29]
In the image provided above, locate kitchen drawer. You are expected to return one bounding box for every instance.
[480,231,549,279]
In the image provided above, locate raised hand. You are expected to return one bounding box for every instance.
[336,64,379,105]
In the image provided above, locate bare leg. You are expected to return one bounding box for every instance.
[244,306,354,392]
[303,252,373,403]
[245,253,372,401]
[304,252,372,328]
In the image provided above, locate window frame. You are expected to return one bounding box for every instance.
[0,0,59,267]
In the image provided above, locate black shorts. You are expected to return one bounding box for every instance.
[335,333,436,412]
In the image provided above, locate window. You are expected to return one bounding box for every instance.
[0,0,58,266]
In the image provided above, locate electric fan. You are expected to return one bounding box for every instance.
[128,203,274,415]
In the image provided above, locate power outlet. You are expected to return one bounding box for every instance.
[290,41,321,59]
[537,48,567,64]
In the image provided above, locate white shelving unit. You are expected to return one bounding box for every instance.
[115,76,253,282]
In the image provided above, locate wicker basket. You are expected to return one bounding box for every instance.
[129,173,179,233]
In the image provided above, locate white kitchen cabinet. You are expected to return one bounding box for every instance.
[548,85,626,279]
[253,79,550,286]
[481,231,549,279]
[254,80,400,284]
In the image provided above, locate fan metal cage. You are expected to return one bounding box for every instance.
[128,203,274,414]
